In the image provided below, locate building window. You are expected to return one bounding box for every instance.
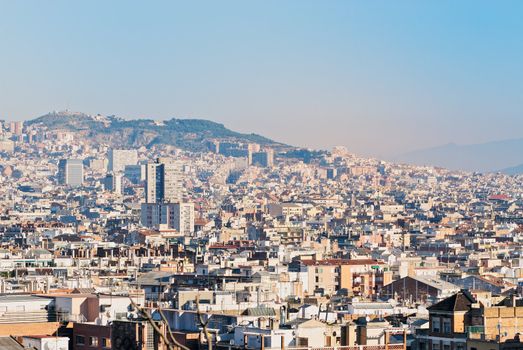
[432,342,440,350]
[89,337,98,346]
[443,318,451,333]
[76,335,85,345]
[432,317,441,333]
[102,338,111,348]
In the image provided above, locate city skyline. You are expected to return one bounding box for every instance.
[2,1,523,158]
[1,2,523,349]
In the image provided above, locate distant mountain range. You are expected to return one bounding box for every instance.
[499,163,523,175]
[27,111,286,152]
[394,138,523,174]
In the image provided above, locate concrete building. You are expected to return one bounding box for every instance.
[104,173,122,194]
[251,149,274,167]
[58,159,84,186]
[22,336,69,350]
[141,202,194,235]
[268,203,304,218]
[124,164,145,184]
[145,158,184,203]
[108,149,138,173]
[9,121,23,135]
[291,259,391,297]
[0,140,14,153]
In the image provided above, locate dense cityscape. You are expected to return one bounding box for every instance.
[0,112,522,350]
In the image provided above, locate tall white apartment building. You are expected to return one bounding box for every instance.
[145,158,184,203]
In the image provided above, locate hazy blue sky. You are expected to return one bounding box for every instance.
[1,1,522,157]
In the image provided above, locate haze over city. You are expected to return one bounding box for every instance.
[1,0,523,158]
[2,2,523,350]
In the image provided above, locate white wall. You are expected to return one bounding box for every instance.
[23,337,69,350]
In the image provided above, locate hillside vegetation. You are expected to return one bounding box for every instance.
[28,111,282,151]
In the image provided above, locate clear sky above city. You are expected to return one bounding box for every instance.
[1,1,522,157]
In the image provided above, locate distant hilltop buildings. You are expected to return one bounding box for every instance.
[207,140,275,167]
[25,110,284,154]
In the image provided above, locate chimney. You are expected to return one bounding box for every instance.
[271,318,278,330]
